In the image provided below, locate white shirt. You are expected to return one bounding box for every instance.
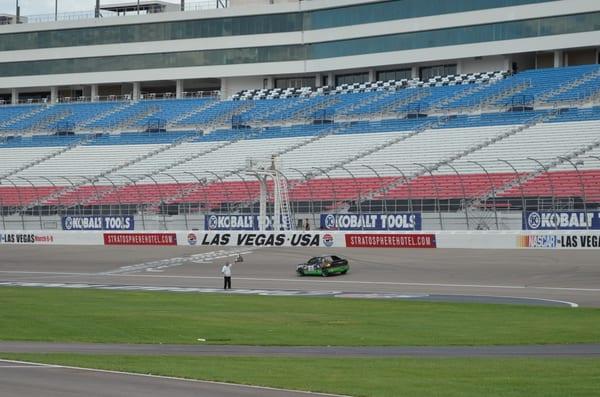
[221,264,232,277]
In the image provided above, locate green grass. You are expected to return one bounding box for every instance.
[1,286,600,346]
[1,353,599,397]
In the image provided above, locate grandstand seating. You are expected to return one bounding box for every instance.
[2,65,600,213]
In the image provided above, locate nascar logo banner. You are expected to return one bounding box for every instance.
[518,234,600,249]
[523,211,600,230]
[320,213,421,231]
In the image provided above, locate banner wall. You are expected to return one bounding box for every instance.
[3,230,600,249]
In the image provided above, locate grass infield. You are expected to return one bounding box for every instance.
[1,286,600,346]
[0,354,599,397]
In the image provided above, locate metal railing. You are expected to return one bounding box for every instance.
[3,1,230,26]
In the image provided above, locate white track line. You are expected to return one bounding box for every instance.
[103,275,600,293]
[416,293,579,308]
[1,271,598,292]
[0,359,350,397]
[0,359,61,368]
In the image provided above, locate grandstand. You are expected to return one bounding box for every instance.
[1,0,600,230]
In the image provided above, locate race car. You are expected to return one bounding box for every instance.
[296,255,349,277]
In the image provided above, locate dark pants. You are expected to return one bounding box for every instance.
[224,276,231,290]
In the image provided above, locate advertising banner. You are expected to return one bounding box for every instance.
[184,231,332,247]
[320,213,421,231]
[345,233,436,248]
[204,214,290,231]
[518,234,600,249]
[103,233,177,246]
[522,211,600,230]
[62,216,134,231]
[0,232,55,245]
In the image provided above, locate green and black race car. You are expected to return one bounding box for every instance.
[296,255,349,277]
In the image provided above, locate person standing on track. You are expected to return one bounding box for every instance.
[221,262,232,290]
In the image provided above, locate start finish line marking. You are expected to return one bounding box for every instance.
[0,281,427,300]
[103,248,255,275]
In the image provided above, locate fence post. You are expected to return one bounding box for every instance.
[339,166,361,229]
[17,177,42,230]
[289,167,317,229]
[185,171,207,230]
[527,157,555,212]
[559,156,588,230]
[441,162,469,230]
[499,159,526,215]
[467,161,499,230]
[5,179,25,229]
[145,174,167,230]
[361,164,384,213]
[204,171,229,230]
[312,167,337,217]
[164,173,188,230]
[415,163,443,230]
[385,164,412,213]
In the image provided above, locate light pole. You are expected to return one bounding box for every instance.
[55,0,58,21]
[15,0,20,24]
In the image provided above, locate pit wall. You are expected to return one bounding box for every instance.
[2,230,600,249]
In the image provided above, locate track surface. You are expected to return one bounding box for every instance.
[0,359,342,397]
[1,342,599,357]
[1,245,599,306]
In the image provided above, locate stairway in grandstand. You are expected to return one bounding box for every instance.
[167,99,219,127]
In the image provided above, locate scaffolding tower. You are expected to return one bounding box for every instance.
[246,155,294,231]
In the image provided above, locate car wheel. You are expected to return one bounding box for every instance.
[298,269,304,276]
[321,270,329,277]
[341,270,348,274]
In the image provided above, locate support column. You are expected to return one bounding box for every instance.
[132,82,141,100]
[50,86,58,103]
[265,77,274,89]
[176,79,183,99]
[91,84,99,102]
[411,66,419,79]
[11,88,18,105]
[554,50,564,68]
[326,72,334,87]
[315,73,322,88]
[456,61,463,75]
[368,68,376,82]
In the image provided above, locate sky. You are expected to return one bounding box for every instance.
[0,0,179,16]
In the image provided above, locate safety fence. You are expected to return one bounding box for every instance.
[1,158,599,231]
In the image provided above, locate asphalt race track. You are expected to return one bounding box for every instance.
[1,245,600,396]
[0,359,344,397]
[0,245,599,307]
[1,342,599,357]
